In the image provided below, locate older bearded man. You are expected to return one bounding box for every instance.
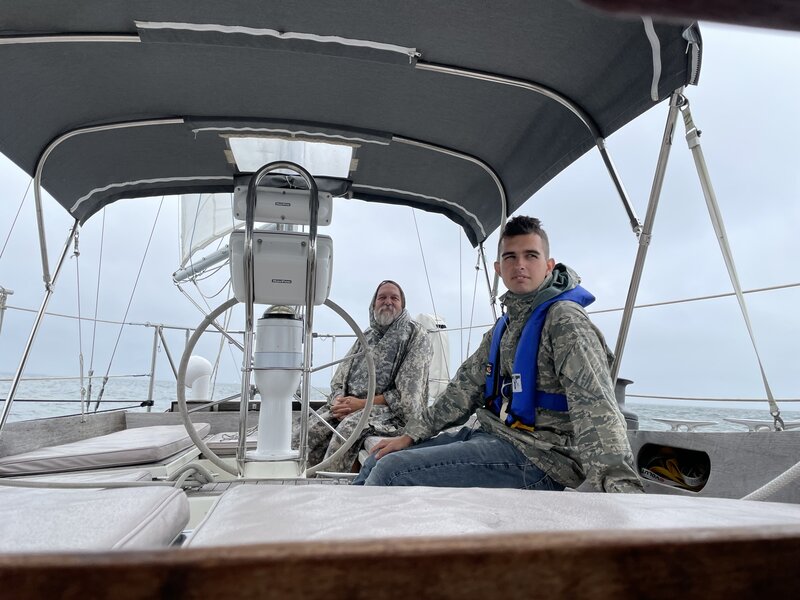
[296,280,432,473]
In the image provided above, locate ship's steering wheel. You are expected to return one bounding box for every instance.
[176,296,375,478]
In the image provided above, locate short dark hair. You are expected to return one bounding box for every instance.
[499,216,550,257]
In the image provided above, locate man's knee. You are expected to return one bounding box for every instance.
[362,450,416,486]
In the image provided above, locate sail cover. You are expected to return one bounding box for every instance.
[0,1,701,245]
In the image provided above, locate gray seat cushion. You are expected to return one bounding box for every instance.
[186,484,800,547]
[0,485,189,552]
[22,469,154,483]
[0,424,210,476]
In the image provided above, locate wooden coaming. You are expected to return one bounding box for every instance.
[1,526,799,599]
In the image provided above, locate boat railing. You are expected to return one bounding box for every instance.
[3,280,799,423]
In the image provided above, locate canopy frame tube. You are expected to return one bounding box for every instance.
[416,61,642,236]
[32,118,185,286]
[611,89,684,382]
[0,220,80,435]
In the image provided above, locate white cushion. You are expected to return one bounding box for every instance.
[0,424,210,476]
[0,486,189,552]
[186,485,800,547]
[22,470,154,483]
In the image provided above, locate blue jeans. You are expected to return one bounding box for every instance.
[352,427,564,490]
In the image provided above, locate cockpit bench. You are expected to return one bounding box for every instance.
[184,484,800,548]
[0,423,210,476]
[0,482,189,553]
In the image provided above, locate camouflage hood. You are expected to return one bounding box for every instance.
[338,282,415,397]
[368,279,407,334]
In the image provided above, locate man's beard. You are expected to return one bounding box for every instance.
[374,305,399,327]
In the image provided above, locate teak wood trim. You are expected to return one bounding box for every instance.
[1,526,799,599]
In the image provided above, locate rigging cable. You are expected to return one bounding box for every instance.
[411,210,439,317]
[86,209,106,405]
[71,229,87,421]
[459,225,463,362]
[94,198,164,411]
[194,281,239,387]
[176,280,241,398]
[411,209,451,378]
[464,249,483,358]
[681,100,783,430]
[0,178,32,262]
[208,286,236,401]
[184,192,237,399]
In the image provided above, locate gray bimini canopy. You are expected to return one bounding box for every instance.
[0,0,700,245]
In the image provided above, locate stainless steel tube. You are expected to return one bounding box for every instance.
[611,90,684,382]
[0,220,79,434]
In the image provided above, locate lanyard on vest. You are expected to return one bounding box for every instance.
[484,285,595,430]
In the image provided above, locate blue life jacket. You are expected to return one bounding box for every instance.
[484,286,595,431]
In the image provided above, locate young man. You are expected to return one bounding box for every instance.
[297,280,432,473]
[354,217,642,492]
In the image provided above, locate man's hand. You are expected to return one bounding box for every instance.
[370,434,413,459]
[331,395,366,419]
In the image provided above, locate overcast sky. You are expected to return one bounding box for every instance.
[1,22,798,414]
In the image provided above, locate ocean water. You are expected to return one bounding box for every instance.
[0,377,326,423]
[1,376,797,432]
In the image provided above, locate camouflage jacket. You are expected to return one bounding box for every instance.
[329,306,432,435]
[404,264,643,493]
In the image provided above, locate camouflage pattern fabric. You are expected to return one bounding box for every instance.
[404,264,643,493]
[299,294,432,473]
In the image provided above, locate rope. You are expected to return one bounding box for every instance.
[94,198,164,411]
[167,462,216,487]
[0,178,32,261]
[194,272,232,299]
[742,460,800,501]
